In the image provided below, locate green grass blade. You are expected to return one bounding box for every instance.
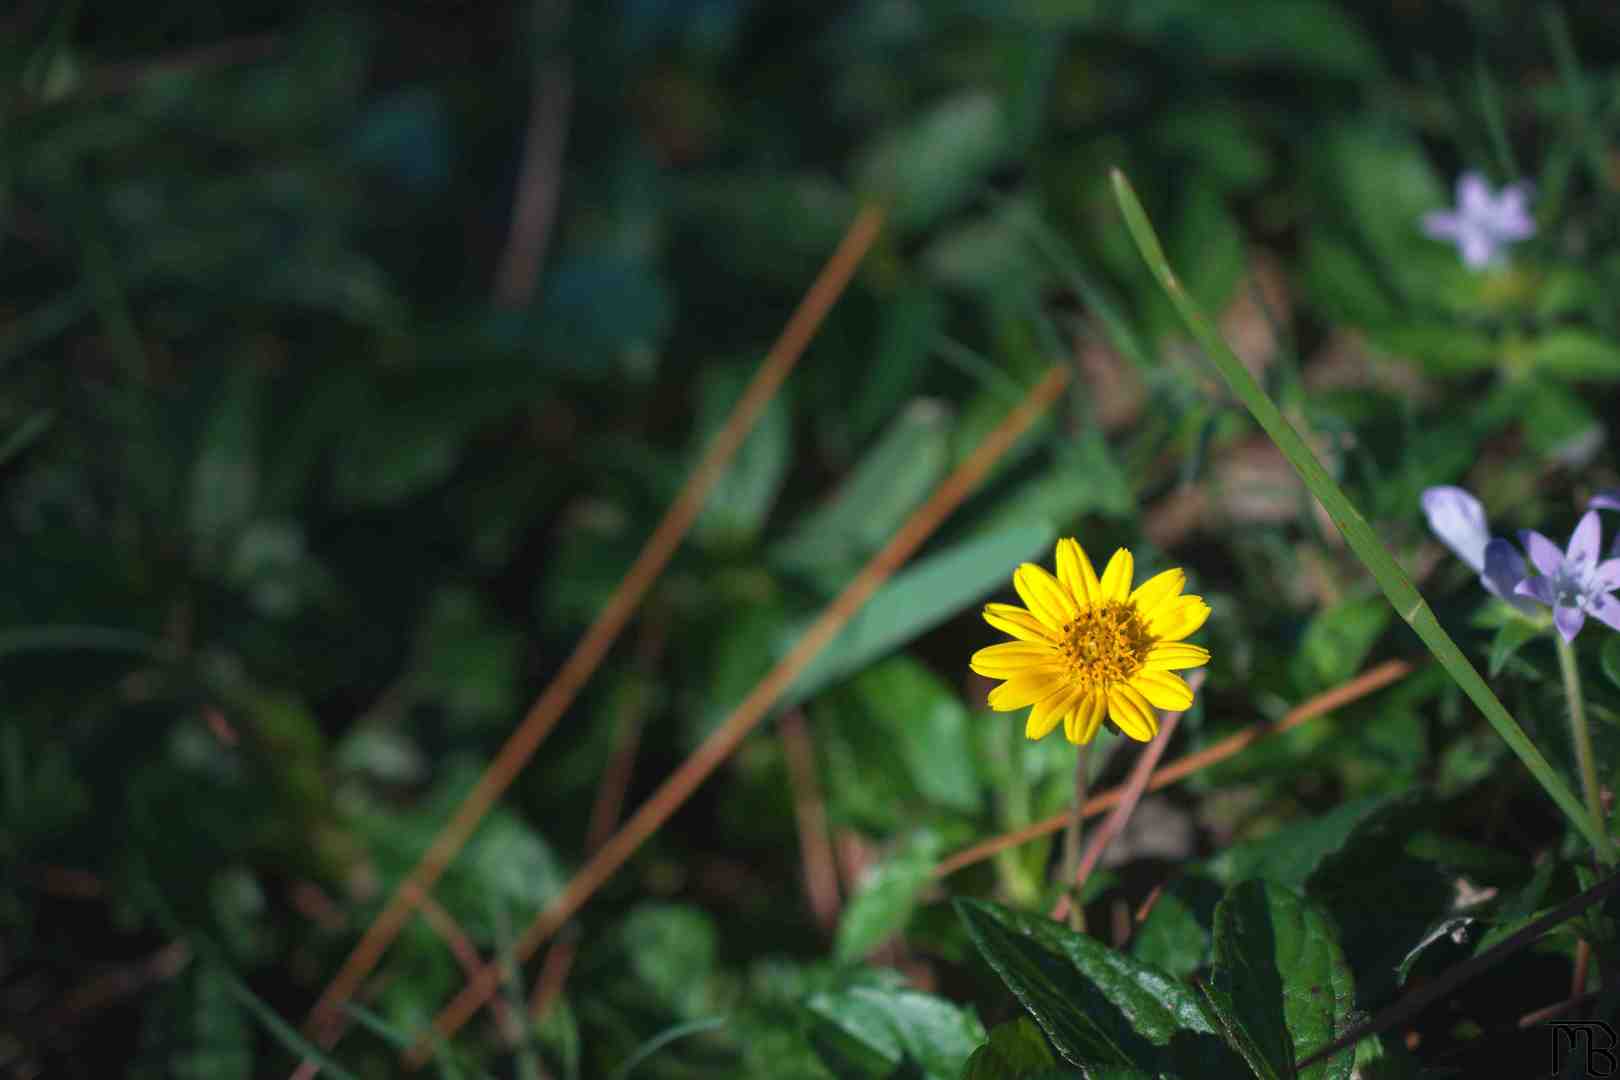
[1108,167,1613,863]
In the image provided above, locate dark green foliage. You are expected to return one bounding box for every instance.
[8,2,1620,1077]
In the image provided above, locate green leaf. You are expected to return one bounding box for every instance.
[1168,184,1246,319]
[623,905,719,1019]
[189,363,264,562]
[1291,595,1391,692]
[1522,329,1620,380]
[1301,233,1397,327]
[807,981,986,1080]
[1487,619,1542,677]
[847,658,980,814]
[1603,635,1620,692]
[1369,325,1499,375]
[923,200,1045,294]
[858,93,1008,234]
[783,524,1055,707]
[1207,795,1394,889]
[691,365,792,550]
[773,401,953,593]
[1208,880,1356,1080]
[835,831,944,963]
[966,429,1133,539]
[961,1017,1058,1080]
[847,289,947,444]
[134,963,253,1080]
[954,899,1239,1074]
[1131,874,1223,980]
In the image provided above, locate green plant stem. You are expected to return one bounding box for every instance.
[995,720,1039,906]
[1557,634,1609,861]
[1109,168,1615,864]
[1060,744,1090,932]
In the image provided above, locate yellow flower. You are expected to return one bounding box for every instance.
[971,538,1211,745]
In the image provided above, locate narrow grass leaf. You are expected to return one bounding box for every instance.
[1110,167,1611,862]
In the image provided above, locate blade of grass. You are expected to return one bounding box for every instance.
[609,1017,728,1080]
[303,203,885,1047]
[405,366,1070,1065]
[0,409,53,467]
[1474,55,1519,181]
[933,659,1412,878]
[1109,168,1612,862]
[1542,5,1608,203]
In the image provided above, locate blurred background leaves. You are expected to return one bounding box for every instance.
[6,0,1620,1076]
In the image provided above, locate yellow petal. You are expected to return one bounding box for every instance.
[1133,669,1195,712]
[1143,642,1211,671]
[988,671,1066,711]
[1055,538,1101,607]
[1027,682,1083,740]
[983,603,1058,644]
[1145,596,1210,642]
[1107,683,1159,742]
[1129,567,1185,614]
[970,641,1064,678]
[1099,547,1134,603]
[1065,691,1107,745]
[1013,563,1078,629]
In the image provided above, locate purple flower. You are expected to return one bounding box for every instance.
[1421,486,1536,613]
[1514,511,1620,641]
[1422,171,1535,269]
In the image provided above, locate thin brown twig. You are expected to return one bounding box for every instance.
[492,63,573,307]
[43,941,191,1029]
[301,203,884,1050]
[528,928,579,1023]
[1298,869,1620,1070]
[530,623,665,1020]
[1572,937,1591,1002]
[932,659,1414,879]
[1050,670,1206,924]
[1519,989,1601,1029]
[403,885,516,1037]
[404,367,1070,1066]
[780,707,841,933]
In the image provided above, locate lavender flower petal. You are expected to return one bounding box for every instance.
[1566,511,1603,569]
[1425,171,1534,268]
[1554,604,1586,642]
[1591,489,1620,512]
[1520,530,1565,578]
[1482,538,1537,613]
[1459,172,1492,217]
[1422,486,1491,572]
[1493,184,1535,239]
[1593,558,1620,594]
[1592,593,1620,632]
[1516,575,1558,607]
[1422,210,1462,241]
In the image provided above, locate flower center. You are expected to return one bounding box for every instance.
[1059,602,1152,689]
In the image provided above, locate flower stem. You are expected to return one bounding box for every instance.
[1556,634,1610,864]
[994,720,1038,906]
[1555,637,1607,867]
[1060,744,1090,932]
